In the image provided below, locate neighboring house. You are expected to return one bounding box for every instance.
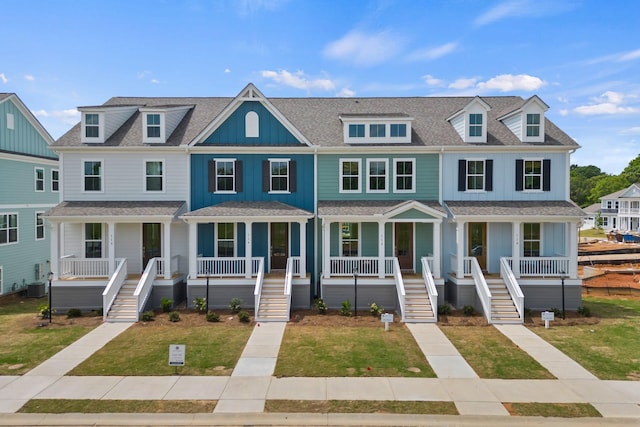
[0,93,58,296]
[44,83,584,324]
[595,183,640,232]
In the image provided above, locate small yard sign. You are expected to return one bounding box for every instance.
[381,313,394,331]
[168,344,185,366]
[541,311,554,329]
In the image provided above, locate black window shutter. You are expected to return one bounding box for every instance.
[542,159,551,191]
[458,159,466,191]
[485,159,493,191]
[235,160,243,192]
[289,161,297,193]
[515,159,524,191]
[208,160,216,193]
[262,160,270,192]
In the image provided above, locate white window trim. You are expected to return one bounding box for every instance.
[393,158,416,193]
[214,158,237,194]
[34,167,45,192]
[523,158,543,192]
[51,169,59,192]
[339,222,360,257]
[343,119,412,144]
[0,213,18,246]
[215,222,237,257]
[143,159,165,193]
[82,159,104,193]
[245,111,259,138]
[81,112,104,143]
[522,223,542,257]
[465,158,487,192]
[268,158,290,194]
[522,112,545,143]
[6,113,14,130]
[83,223,104,258]
[366,158,389,193]
[143,112,166,143]
[35,211,45,241]
[339,158,362,194]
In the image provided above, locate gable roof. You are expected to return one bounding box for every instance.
[600,183,640,200]
[0,93,55,146]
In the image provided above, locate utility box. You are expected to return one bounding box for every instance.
[27,283,45,298]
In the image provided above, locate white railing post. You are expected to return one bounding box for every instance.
[500,257,524,323]
[470,257,492,324]
[421,257,438,322]
[392,258,405,321]
[253,258,265,320]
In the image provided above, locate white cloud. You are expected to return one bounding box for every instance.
[261,69,335,91]
[574,91,640,115]
[559,109,569,116]
[137,71,151,79]
[601,90,624,104]
[477,74,546,92]
[448,78,477,90]
[24,74,35,81]
[336,87,355,97]
[150,79,160,84]
[475,0,525,26]
[0,73,7,84]
[620,126,640,135]
[618,48,640,62]
[34,108,80,126]
[474,0,576,27]
[407,42,458,61]
[224,68,231,73]
[423,74,444,87]
[323,30,404,66]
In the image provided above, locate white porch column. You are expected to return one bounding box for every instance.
[378,221,385,278]
[432,220,441,278]
[322,219,331,279]
[245,221,253,278]
[512,221,521,278]
[299,220,307,278]
[107,222,115,275]
[568,221,578,278]
[50,221,59,280]
[163,221,171,279]
[456,221,465,278]
[188,222,198,279]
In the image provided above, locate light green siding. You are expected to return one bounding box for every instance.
[0,98,57,159]
[361,223,378,257]
[0,159,59,205]
[391,208,437,220]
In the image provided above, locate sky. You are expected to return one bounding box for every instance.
[1,0,639,174]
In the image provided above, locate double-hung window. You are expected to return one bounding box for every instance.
[523,223,541,257]
[217,223,235,257]
[51,170,59,192]
[85,223,102,258]
[367,159,388,193]
[83,160,102,192]
[216,160,235,192]
[35,168,44,192]
[467,160,485,191]
[341,223,359,257]
[85,113,100,138]
[146,114,161,138]
[0,214,18,245]
[145,161,163,192]
[35,212,44,240]
[469,113,483,137]
[264,159,296,193]
[526,113,540,137]
[340,159,361,193]
[524,160,542,190]
[394,159,415,193]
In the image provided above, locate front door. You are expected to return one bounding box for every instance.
[142,223,162,269]
[270,223,288,270]
[468,222,487,271]
[395,223,413,271]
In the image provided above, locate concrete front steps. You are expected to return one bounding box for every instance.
[487,279,522,324]
[402,279,436,323]
[105,281,138,323]
[255,279,289,322]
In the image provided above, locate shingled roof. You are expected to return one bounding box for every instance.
[43,201,186,219]
[444,200,586,218]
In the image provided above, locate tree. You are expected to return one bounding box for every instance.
[587,174,630,205]
[621,154,640,184]
[570,164,605,207]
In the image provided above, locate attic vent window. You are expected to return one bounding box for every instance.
[245,111,259,138]
[85,114,100,138]
[6,113,14,130]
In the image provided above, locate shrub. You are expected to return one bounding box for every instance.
[549,307,562,317]
[168,311,180,322]
[193,297,207,314]
[370,302,384,317]
[462,305,475,316]
[67,308,82,318]
[313,298,328,314]
[229,298,242,313]
[38,304,51,319]
[340,300,352,317]
[437,304,452,316]
[237,310,250,323]
[160,297,173,313]
[577,305,592,317]
[206,311,220,322]
[141,310,155,321]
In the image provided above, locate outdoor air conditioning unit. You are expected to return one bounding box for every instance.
[35,263,44,280]
[27,282,45,298]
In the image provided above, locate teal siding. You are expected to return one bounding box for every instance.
[317,154,439,200]
[203,102,301,146]
[0,98,56,159]
[361,223,378,257]
[0,159,59,205]
[415,223,434,265]
[385,223,393,257]
[391,208,436,220]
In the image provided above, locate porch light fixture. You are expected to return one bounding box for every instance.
[47,271,54,323]
[353,267,358,317]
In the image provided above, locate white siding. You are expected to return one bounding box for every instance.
[502,114,521,140]
[450,115,464,140]
[115,224,141,273]
[64,223,84,257]
[104,107,138,141]
[165,108,190,140]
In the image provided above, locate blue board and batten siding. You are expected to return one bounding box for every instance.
[0,98,56,159]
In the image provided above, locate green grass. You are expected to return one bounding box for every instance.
[266,400,458,414]
[531,296,640,380]
[0,298,100,375]
[441,325,555,379]
[275,325,436,377]
[19,399,216,413]
[69,321,252,376]
[580,229,606,239]
[505,402,602,418]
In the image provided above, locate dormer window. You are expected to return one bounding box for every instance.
[147,114,161,138]
[85,114,99,137]
[526,113,540,137]
[349,124,364,138]
[341,114,412,144]
[370,124,385,138]
[390,124,406,137]
[498,95,548,143]
[469,114,483,137]
[447,97,490,144]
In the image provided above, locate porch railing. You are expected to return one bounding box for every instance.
[420,257,438,322]
[134,258,157,321]
[450,254,472,277]
[156,255,180,277]
[500,258,524,322]
[60,256,110,278]
[197,257,261,277]
[392,258,406,321]
[283,257,295,319]
[505,257,570,277]
[253,258,265,317]
[329,257,396,276]
[470,257,492,324]
[102,258,127,321]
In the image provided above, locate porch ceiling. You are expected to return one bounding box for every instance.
[181,201,313,221]
[42,200,187,221]
[444,200,586,221]
[318,199,446,219]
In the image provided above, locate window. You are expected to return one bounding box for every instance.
[394,159,415,192]
[370,124,385,138]
[146,114,161,138]
[85,113,99,138]
[524,160,542,190]
[516,159,550,192]
[390,123,406,137]
[217,223,235,257]
[245,111,259,138]
[35,212,44,240]
[0,214,18,245]
[85,223,102,258]
[469,113,483,137]
[145,161,163,192]
[271,160,288,192]
[341,223,359,257]
[35,168,44,192]
[264,160,296,193]
[349,124,364,138]
[83,160,102,191]
[602,217,609,227]
[340,159,361,193]
[51,169,59,192]
[459,159,493,192]
[467,160,485,191]
[216,160,235,192]
[367,159,388,193]
[523,223,540,257]
[7,113,14,130]
[526,113,540,137]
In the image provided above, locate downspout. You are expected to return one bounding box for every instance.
[313,146,319,298]
[566,149,576,201]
